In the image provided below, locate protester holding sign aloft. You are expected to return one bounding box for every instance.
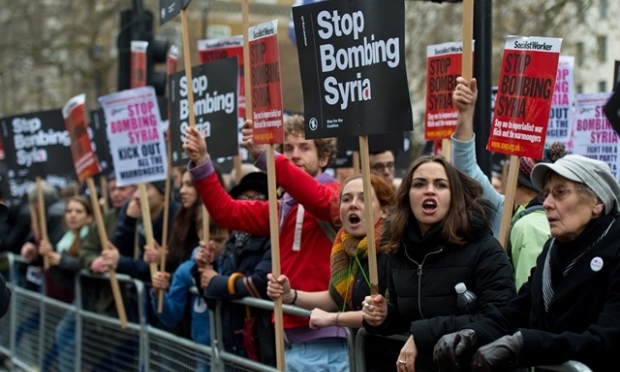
[183,115,341,371]
[452,77,568,289]
[361,156,515,372]
[20,182,66,290]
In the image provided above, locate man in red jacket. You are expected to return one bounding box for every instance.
[184,115,346,371]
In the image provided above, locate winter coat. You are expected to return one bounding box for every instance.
[468,214,620,371]
[197,233,272,361]
[365,211,516,371]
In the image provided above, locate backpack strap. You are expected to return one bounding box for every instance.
[316,218,338,243]
[512,204,545,229]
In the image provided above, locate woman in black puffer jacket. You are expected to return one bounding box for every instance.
[362,155,516,372]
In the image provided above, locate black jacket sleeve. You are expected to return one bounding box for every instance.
[0,274,11,319]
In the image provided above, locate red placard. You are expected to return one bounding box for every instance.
[62,94,101,183]
[249,20,284,145]
[198,37,245,123]
[425,42,463,140]
[487,36,562,159]
[131,41,148,88]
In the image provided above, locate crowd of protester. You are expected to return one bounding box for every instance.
[0,78,619,372]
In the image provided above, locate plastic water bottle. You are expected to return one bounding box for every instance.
[455,282,478,314]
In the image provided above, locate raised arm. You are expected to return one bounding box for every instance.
[451,77,504,236]
[184,126,271,236]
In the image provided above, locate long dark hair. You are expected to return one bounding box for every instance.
[384,155,490,253]
[167,170,201,265]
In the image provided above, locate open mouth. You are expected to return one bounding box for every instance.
[422,199,437,212]
[348,214,361,227]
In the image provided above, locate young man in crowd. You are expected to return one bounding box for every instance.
[183,115,345,371]
[369,149,400,190]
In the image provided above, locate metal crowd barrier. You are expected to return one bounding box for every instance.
[0,252,593,372]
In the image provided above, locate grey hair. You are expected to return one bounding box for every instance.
[27,181,59,206]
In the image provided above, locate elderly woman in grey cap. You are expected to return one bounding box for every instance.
[433,154,620,371]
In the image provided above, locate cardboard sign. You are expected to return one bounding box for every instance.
[292,0,413,138]
[334,132,407,168]
[425,41,465,140]
[99,87,168,187]
[0,109,76,204]
[159,0,192,25]
[604,86,620,137]
[546,56,574,143]
[249,20,284,145]
[198,37,246,131]
[572,93,619,180]
[90,109,113,174]
[487,36,562,159]
[131,41,148,88]
[168,58,239,166]
[63,94,101,183]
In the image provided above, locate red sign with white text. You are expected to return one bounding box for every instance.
[249,20,284,145]
[198,37,245,122]
[425,41,463,140]
[487,36,562,159]
[62,94,101,183]
[131,41,148,88]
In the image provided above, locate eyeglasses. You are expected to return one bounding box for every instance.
[370,162,395,172]
[238,194,267,201]
[538,185,585,203]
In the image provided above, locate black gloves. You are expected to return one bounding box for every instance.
[470,331,523,372]
[433,329,478,371]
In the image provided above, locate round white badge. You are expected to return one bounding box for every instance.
[590,257,604,272]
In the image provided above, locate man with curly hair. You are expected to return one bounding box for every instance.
[184,115,345,371]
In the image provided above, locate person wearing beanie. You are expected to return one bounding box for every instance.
[434,154,620,371]
[451,76,568,289]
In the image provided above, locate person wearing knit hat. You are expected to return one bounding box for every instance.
[435,154,620,371]
[450,76,569,290]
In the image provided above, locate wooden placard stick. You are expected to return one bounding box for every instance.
[100,176,109,214]
[137,183,158,280]
[86,177,128,328]
[36,177,50,270]
[242,0,284,369]
[157,138,173,313]
[358,137,379,295]
[498,155,519,249]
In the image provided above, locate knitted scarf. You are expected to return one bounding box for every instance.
[329,220,383,311]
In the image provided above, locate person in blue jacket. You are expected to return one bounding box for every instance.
[151,218,230,371]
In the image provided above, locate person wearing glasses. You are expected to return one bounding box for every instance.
[452,77,567,290]
[434,154,620,371]
[369,150,399,190]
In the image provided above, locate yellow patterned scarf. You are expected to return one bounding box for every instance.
[328,220,383,311]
